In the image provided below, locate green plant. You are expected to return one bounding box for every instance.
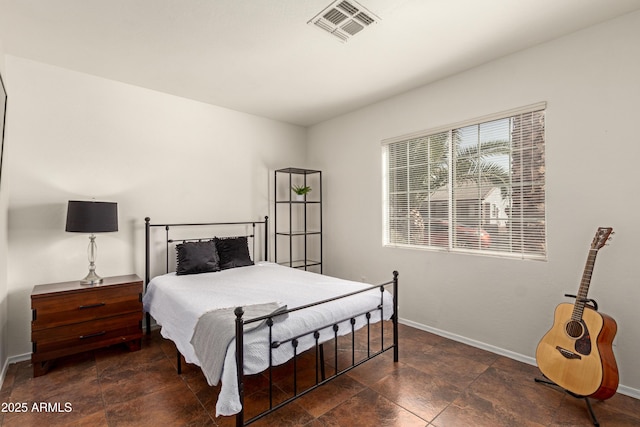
[292,185,312,195]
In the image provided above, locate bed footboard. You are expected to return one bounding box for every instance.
[233,271,399,426]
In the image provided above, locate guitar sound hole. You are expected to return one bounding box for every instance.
[565,320,584,338]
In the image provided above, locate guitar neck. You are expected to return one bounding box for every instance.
[572,249,599,320]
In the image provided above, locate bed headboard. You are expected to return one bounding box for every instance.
[144,216,269,287]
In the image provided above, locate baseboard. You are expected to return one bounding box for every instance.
[0,353,30,390]
[617,384,640,400]
[399,317,640,400]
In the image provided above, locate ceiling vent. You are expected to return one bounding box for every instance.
[308,0,380,42]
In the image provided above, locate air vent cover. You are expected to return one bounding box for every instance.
[308,0,380,42]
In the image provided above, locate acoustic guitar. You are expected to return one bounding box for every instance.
[536,227,619,400]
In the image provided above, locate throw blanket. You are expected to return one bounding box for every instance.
[190,302,288,386]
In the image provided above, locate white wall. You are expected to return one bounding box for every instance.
[308,11,640,395]
[0,32,9,384]
[4,56,306,358]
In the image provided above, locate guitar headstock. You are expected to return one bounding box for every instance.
[591,227,614,250]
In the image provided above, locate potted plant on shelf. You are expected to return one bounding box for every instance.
[292,185,311,201]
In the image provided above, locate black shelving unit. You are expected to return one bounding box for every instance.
[274,168,322,273]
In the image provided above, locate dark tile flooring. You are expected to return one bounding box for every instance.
[1,323,639,426]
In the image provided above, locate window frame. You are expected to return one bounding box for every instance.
[382,102,547,260]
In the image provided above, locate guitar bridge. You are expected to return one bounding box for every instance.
[556,346,582,360]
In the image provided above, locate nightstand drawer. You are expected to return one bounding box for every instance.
[32,311,142,356]
[32,283,141,330]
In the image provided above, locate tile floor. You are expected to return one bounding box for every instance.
[1,323,639,426]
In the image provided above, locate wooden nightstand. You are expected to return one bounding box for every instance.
[31,274,143,377]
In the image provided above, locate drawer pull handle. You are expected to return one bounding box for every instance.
[78,302,106,310]
[79,331,106,340]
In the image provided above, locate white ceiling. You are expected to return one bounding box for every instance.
[1,0,640,126]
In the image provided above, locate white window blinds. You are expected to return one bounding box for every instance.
[383,104,546,259]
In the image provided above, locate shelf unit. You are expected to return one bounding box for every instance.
[274,168,322,273]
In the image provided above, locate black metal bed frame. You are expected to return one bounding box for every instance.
[144,217,399,426]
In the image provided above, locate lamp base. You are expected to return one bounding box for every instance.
[81,270,103,285]
[81,234,103,285]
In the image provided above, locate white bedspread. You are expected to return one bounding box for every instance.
[142,261,394,416]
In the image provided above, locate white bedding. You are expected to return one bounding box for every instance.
[142,261,394,416]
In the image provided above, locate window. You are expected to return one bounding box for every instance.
[382,103,546,259]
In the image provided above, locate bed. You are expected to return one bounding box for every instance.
[143,216,398,426]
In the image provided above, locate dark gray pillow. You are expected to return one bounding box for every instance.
[176,240,221,275]
[214,236,254,270]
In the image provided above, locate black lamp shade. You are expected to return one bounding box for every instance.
[66,201,118,233]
